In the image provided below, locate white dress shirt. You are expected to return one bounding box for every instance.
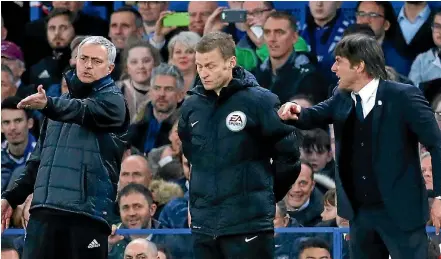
[351,78,380,118]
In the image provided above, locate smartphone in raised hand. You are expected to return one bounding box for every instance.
[220,9,247,23]
[163,12,190,27]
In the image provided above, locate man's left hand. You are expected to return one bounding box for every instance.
[17,85,47,110]
[431,198,441,235]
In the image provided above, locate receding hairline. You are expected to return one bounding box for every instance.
[78,43,110,59]
[122,155,149,170]
[126,238,158,255]
[264,15,296,31]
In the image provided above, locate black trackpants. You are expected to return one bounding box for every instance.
[192,230,274,259]
[22,209,109,259]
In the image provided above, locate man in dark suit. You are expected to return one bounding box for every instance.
[278,33,441,259]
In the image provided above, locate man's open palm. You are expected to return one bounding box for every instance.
[17,85,47,110]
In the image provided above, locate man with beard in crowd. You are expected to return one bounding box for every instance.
[29,8,76,89]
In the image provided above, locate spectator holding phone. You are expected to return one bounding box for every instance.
[151,2,215,60]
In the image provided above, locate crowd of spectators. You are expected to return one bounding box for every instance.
[1,1,441,258]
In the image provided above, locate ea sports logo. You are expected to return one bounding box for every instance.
[226,111,247,132]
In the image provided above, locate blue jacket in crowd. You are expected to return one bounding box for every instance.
[1,134,37,190]
[301,9,353,85]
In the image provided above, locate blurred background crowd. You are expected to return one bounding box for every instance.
[1,1,441,258]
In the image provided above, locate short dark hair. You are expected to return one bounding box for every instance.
[156,244,173,259]
[1,96,32,119]
[334,33,388,80]
[45,8,75,26]
[300,159,314,181]
[117,183,154,206]
[113,6,144,29]
[299,237,331,255]
[356,1,398,37]
[301,128,331,153]
[343,23,376,38]
[323,188,336,207]
[266,11,298,32]
[263,1,274,9]
[195,32,236,60]
[356,1,395,19]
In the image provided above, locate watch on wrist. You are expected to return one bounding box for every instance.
[435,196,441,200]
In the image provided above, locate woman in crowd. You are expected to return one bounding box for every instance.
[167,31,201,92]
[117,40,162,121]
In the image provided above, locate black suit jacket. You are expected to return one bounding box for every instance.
[290,80,441,231]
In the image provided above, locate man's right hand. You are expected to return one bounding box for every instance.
[278,102,302,121]
[153,11,177,44]
[1,199,13,234]
[108,224,124,246]
[204,7,228,35]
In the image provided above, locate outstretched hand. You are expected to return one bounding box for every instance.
[17,85,47,110]
[278,102,302,121]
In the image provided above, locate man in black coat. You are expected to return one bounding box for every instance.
[178,31,302,259]
[1,36,130,259]
[279,34,441,259]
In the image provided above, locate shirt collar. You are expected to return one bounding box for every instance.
[15,79,21,88]
[398,4,431,22]
[351,78,379,103]
[288,198,310,212]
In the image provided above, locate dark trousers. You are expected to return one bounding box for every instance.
[22,209,109,259]
[349,205,428,259]
[193,231,274,259]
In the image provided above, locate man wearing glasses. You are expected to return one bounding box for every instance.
[137,1,169,40]
[234,1,276,71]
[356,1,413,77]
